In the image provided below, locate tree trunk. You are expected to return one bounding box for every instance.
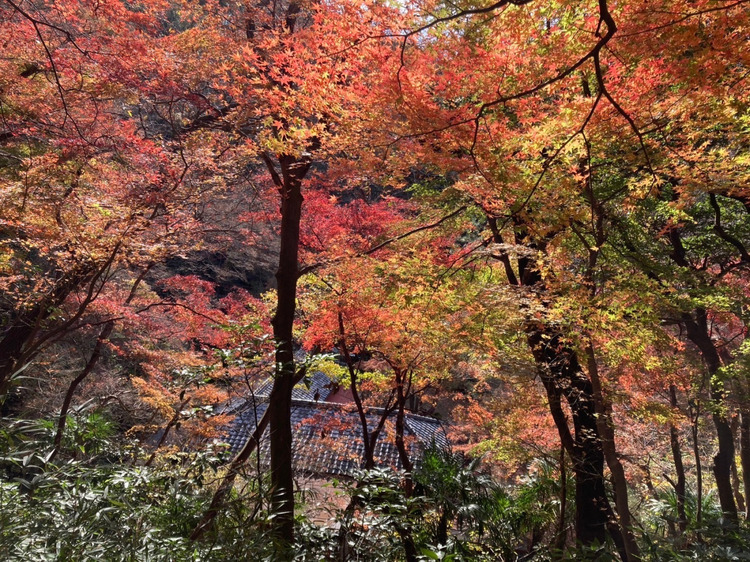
[393,367,414,496]
[689,399,703,539]
[144,397,190,468]
[267,154,309,547]
[191,406,271,541]
[741,409,750,520]
[586,342,640,561]
[730,416,746,514]
[0,324,35,399]
[49,264,151,460]
[669,385,688,535]
[527,328,624,553]
[0,256,114,401]
[554,445,568,554]
[49,322,114,462]
[395,523,419,562]
[498,220,623,553]
[338,311,375,468]
[683,310,738,522]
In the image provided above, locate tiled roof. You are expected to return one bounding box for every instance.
[252,370,333,402]
[221,396,448,478]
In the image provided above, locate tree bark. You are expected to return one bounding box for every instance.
[586,342,640,561]
[493,219,623,552]
[191,406,271,541]
[267,153,309,547]
[669,385,688,535]
[393,367,414,496]
[0,324,36,399]
[683,310,738,522]
[741,409,750,520]
[689,399,703,539]
[248,0,313,547]
[337,311,375,468]
[527,327,622,551]
[730,416,746,514]
[554,445,568,554]
[666,226,738,522]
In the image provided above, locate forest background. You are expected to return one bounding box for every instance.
[1,0,750,560]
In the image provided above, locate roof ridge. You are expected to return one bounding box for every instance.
[233,396,444,426]
[288,398,444,426]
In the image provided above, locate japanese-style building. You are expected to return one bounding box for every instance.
[222,371,448,478]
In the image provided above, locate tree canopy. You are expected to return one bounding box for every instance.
[1,0,749,560]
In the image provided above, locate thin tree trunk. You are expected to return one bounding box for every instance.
[190,407,270,541]
[586,342,640,561]
[710,395,739,522]
[392,367,417,561]
[554,444,568,555]
[338,311,374,468]
[683,310,738,522]
[668,227,738,522]
[1,250,118,400]
[669,385,688,536]
[144,397,190,468]
[49,322,114,462]
[337,495,358,562]
[266,153,310,547]
[639,462,661,507]
[49,265,151,461]
[393,367,414,496]
[741,409,750,520]
[731,416,746,514]
[395,523,418,562]
[689,400,703,540]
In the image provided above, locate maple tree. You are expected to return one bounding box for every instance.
[332,0,750,556]
[2,0,750,558]
[0,0,242,398]
[146,0,413,545]
[302,234,466,454]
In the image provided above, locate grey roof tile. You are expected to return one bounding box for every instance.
[221,397,448,478]
[253,370,332,402]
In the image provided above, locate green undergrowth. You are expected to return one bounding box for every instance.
[1,413,749,561]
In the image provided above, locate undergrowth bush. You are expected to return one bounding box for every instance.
[2,412,750,561]
[0,411,275,561]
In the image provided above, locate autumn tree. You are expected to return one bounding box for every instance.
[160,0,417,545]
[0,0,212,401]
[336,0,750,555]
[4,0,750,557]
